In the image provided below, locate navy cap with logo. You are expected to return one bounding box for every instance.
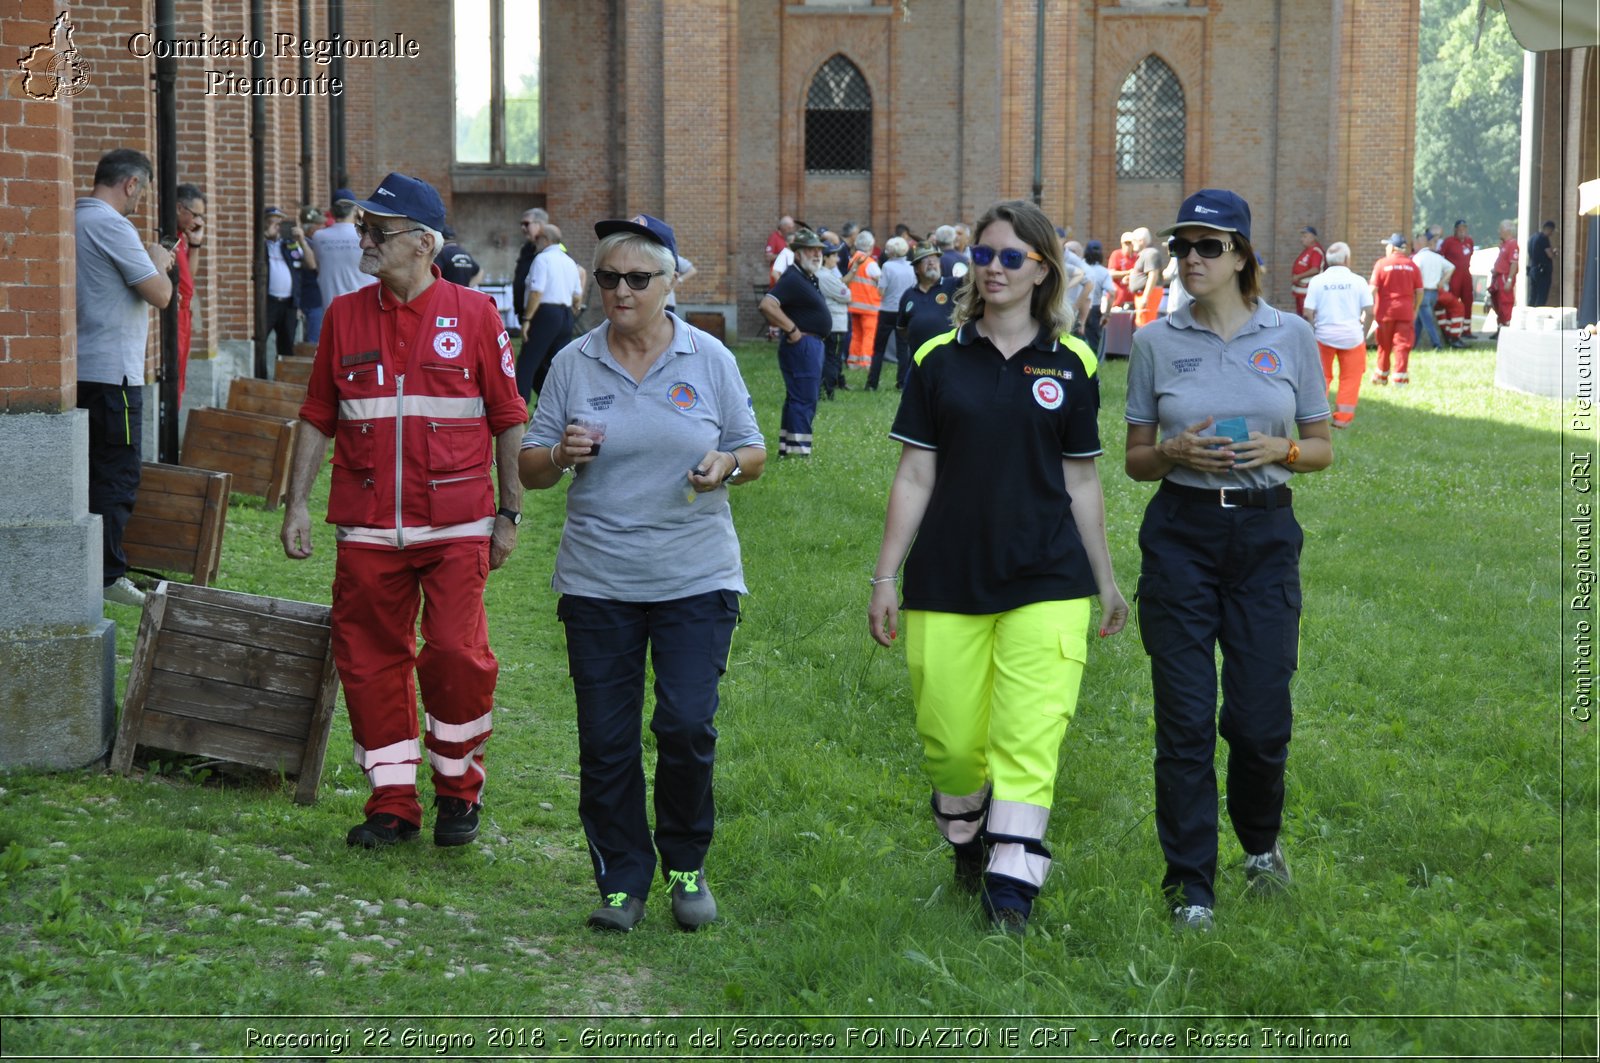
[333,187,356,206]
[594,213,677,258]
[264,206,287,219]
[353,172,447,231]
[1158,188,1253,241]
[1085,238,1103,252]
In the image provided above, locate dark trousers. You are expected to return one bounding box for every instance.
[866,310,907,390]
[1530,271,1553,307]
[520,303,575,401]
[777,334,824,455]
[1136,486,1303,910]
[557,590,740,899]
[822,331,846,397]
[263,296,296,376]
[1084,306,1104,357]
[77,382,144,586]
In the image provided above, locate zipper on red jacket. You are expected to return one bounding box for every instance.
[394,373,406,548]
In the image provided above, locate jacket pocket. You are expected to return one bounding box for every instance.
[424,420,488,474]
[327,420,380,525]
[425,473,492,527]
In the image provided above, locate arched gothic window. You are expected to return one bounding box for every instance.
[805,55,872,174]
[1115,56,1185,180]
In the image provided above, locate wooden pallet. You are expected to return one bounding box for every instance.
[273,356,315,387]
[179,407,295,508]
[111,583,340,805]
[123,463,231,586]
[228,376,306,422]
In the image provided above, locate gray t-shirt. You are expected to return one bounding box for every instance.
[1125,300,1329,490]
[310,221,377,303]
[74,197,158,385]
[523,316,766,601]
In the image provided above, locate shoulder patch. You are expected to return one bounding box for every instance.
[1059,333,1099,379]
[913,329,958,366]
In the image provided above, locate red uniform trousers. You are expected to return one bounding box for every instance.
[1373,318,1414,384]
[333,539,497,824]
[1318,341,1367,427]
[1435,290,1468,341]
[1490,286,1514,328]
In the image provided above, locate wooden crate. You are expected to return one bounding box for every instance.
[273,356,315,387]
[123,463,231,586]
[293,341,318,359]
[112,582,340,805]
[228,376,306,422]
[180,407,296,508]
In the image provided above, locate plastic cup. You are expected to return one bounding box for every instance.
[569,416,607,455]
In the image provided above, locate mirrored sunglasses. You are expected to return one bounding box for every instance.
[594,269,665,291]
[970,245,1044,270]
[1167,236,1234,260]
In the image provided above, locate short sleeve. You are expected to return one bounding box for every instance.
[711,351,765,452]
[889,350,938,449]
[1291,324,1332,423]
[1125,332,1158,425]
[1062,367,1103,458]
[524,339,581,449]
[1302,283,1320,312]
[527,254,551,296]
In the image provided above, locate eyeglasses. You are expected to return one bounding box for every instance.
[1167,236,1235,260]
[594,269,665,291]
[970,245,1044,270]
[355,222,423,245]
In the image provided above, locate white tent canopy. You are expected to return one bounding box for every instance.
[1485,0,1599,53]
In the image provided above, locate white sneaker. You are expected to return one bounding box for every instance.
[1172,904,1214,932]
[104,577,146,607]
[1244,843,1292,894]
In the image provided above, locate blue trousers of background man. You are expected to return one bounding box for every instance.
[77,381,143,587]
[1414,288,1442,349]
[777,333,824,456]
[556,590,740,901]
[1136,486,1303,911]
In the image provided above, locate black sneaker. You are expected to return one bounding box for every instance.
[346,813,420,848]
[666,869,717,930]
[587,892,646,932]
[989,906,1029,936]
[433,796,480,847]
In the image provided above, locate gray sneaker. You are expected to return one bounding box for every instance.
[587,892,645,932]
[667,869,717,930]
[104,577,146,607]
[1244,843,1292,895]
[1172,904,1215,932]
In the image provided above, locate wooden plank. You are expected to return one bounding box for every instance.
[181,444,277,486]
[152,631,325,700]
[195,472,231,585]
[295,641,343,804]
[293,342,318,359]
[125,515,203,552]
[228,378,305,422]
[168,584,330,626]
[128,490,210,525]
[187,407,290,442]
[144,669,312,740]
[111,585,169,776]
[136,709,306,772]
[139,463,212,498]
[158,596,330,658]
[274,357,314,387]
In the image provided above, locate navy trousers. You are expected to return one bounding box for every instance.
[557,590,740,900]
[866,310,908,390]
[777,334,824,455]
[520,303,575,401]
[77,382,144,586]
[1136,486,1302,910]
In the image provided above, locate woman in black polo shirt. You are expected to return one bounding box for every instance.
[1124,189,1332,934]
[868,200,1128,935]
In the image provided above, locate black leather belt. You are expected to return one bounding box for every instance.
[1160,480,1293,509]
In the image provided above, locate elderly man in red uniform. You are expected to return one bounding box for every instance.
[282,173,528,850]
[1439,219,1476,338]
[1488,219,1519,328]
[1369,233,1425,386]
[1289,225,1325,318]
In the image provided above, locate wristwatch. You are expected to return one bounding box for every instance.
[724,453,742,483]
[496,507,522,525]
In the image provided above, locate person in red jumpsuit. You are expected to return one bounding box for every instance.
[1369,234,1424,386]
[281,172,529,850]
[173,184,206,401]
[1488,219,1519,328]
[1439,219,1476,338]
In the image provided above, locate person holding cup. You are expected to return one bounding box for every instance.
[519,213,766,934]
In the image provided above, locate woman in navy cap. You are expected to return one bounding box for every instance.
[1123,189,1333,932]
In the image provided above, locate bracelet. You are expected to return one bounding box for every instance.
[547,444,575,477]
[869,575,899,586]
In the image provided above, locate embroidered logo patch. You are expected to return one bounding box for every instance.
[500,347,516,378]
[436,316,458,328]
[934,293,948,305]
[496,330,509,348]
[1032,376,1064,410]
[667,382,699,410]
[1248,348,1282,376]
[433,330,463,359]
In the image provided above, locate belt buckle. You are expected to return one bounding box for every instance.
[1218,489,1237,509]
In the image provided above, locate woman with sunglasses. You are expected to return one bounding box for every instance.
[1124,189,1332,934]
[869,199,1128,935]
[519,214,766,934]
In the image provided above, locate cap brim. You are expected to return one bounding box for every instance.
[353,200,407,219]
[594,219,670,249]
[1156,221,1244,238]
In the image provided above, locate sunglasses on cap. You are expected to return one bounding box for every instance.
[594,268,665,291]
[1167,236,1235,260]
[970,245,1044,270]
[355,221,424,245]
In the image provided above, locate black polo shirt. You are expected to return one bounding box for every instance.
[766,263,831,338]
[890,322,1103,614]
[898,278,962,359]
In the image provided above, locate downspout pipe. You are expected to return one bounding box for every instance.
[299,0,313,207]
[251,0,267,378]
[1032,0,1045,206]
[155,0,179,461]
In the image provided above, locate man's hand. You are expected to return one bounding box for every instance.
[489,516,517,570]
[281,505,314,559]
[146,241,175,274]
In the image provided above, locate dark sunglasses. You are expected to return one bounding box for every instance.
[1167,236,1234,260]
[355,222,423,245]
[594,268,665,291]
[970,245,1044,270]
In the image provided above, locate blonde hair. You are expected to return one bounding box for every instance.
[950,200,1072,336]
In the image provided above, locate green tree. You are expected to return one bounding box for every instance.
[1413,0,1522,239]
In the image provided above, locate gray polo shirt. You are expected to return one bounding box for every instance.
[523,316,766,601]
[1126,299,1329,490]
[310,221,377,302]
[74,197,159,385]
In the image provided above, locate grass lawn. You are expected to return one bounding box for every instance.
[1,339,1594,1060]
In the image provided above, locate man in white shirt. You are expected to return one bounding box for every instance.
[520,222,585,399]
[1410,232,1453,351]
[1302,241,1374,429]
[309,189,378,306]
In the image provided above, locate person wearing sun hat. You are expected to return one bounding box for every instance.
[520,212,766,934]
[1123,188,1333,934]
[759,226,831,456]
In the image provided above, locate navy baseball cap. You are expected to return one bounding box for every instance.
[1301,225,1318,236]
[1158,188,1252,241]
[333,188,356,205]
[264,205,286,218]
[594,213,677,258]
[1085,238,1103,251]
[354,172,447,231]
[1384,232,1407,247]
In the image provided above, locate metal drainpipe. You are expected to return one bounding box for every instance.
[1033,0,1045,206]
[329,0,346,194]
[155,0,178,462]
[251,0,267,379]
[299,0,312,207]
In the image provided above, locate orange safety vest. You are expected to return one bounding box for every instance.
[846,251,881,312]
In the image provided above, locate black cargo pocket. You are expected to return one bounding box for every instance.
[1134,572,1166,657]
[1283,583,1303,670]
